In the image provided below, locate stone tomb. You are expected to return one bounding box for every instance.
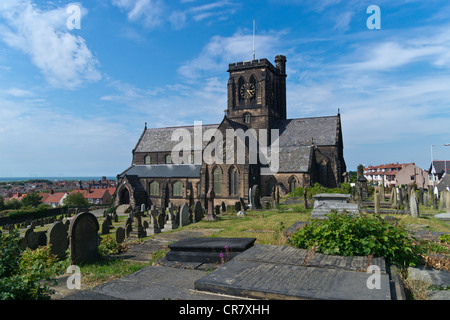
[311,193,359,219]
[165,237,256,264]
[194,244,392,300]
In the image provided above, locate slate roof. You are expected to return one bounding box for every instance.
[134,124,219,153]
[274,116,339,147]
[131,115,339,174]
[119,164,202,178]
[277,146,312,173]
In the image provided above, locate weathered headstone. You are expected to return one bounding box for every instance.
[221,201,226,213]
[424,193,429,207]
[251,185,262,209]
[205,188,217,221]
[27,230,47,250]
[69,212,100,265]
[146,206,161,235]
[194,201,204,223]
[163,205,179,231]
[47,221,69,260]
[374,190,380,214]
[179,204,190,227]
[410,194,419,218]
[235,201,241,212]
[101,219,110,235]
[116,227,125,244]
[239,197,246,212]
[215,205,221,216]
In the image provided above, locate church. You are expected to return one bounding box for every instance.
[115,55,346,209]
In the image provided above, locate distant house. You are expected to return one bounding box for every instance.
[43,192,68,208]
[437,174,450,192]
[70,188,112,205]
[364,163,412,187]
[429,160,450,181]
[395,164,430,189]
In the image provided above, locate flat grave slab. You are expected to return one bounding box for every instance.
[165,237,256,263]
[194,245,392,300]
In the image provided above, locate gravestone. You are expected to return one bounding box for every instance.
[47,221,69,260]
[27,230,47,250]
[116,227,125,244]
[424,193,429,207]
[69,212,100,265]
[125,223,133,238]
[215,205,221,216]
[239,197,246,212]
[235,201,241,212]
[157,212,166,230]
[410,194,419,218]
[194,201,204,223]
[251,185,262,209]
[204,188,217,221]
[101,219,110,235]
[419,188,424,205]
[221,201,226,213]
[146,206,161,235]
[179,204,190,227]
[163,205,179,231]
[374,190,381,214]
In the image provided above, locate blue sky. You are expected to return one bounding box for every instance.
[0,0,449,177]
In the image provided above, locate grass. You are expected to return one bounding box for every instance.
[13,201,449,299]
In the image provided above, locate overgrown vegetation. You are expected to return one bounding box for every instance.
[290,212,424,269]
[285,182,352,199]
[0,230,62,300]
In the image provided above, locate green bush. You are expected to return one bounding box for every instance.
[290,212,424,268]
[98,236,128,256]
[0,230,59,300]
[438,234,450,244]
[287,183,353,200]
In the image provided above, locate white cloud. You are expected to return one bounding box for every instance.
[178,31,283,80]
[112,0,238,30]
[111,0,165,29]
[0,1,101,89]
[4,87,33,97]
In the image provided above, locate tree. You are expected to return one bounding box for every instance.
[62,192,90,207]
[0,196,4,211]
[21,192,43,208]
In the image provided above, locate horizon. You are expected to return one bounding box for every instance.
[1,1,449,177]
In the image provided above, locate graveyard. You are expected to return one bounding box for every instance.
[0,185,450,301]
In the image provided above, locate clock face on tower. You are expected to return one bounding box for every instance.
[240,82,256,100]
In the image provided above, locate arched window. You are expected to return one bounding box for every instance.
[213,167,222,195]
[229,167,238,196]
[165,154,172,164]
[173,181,183,197]
[244,113,251,124]
[144,155,151,165]
[289,177,297,192]
[149,181,159,196]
